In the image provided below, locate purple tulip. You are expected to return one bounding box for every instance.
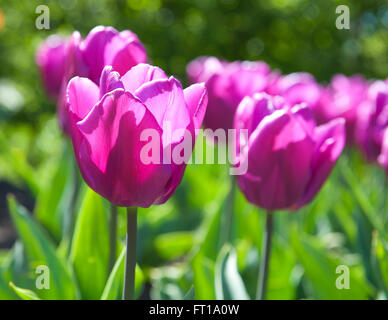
[35,35,68,100]
[37,26,147,134]
[66,63,207,207]
[187,56,274,132]
[314,74,369,144]
[234,93,345,210]
[268,72,322,110]
[74,26,147,84]
[356,80,388,161]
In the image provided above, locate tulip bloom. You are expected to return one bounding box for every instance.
[234,93,345,210]
[356,80,388,161]
[35,35,67,100]
[36,26,147,134]
[268,72,322,110]
[66,63,207,207]
[314,74,369,144]
[66,26,147,85]
[187,56,274,131]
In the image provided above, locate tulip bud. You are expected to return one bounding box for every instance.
[234,93,345,210]
[66,64,207,207]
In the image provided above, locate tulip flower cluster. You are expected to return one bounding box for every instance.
[36,36,388,213]
[188,56,388,182]
[187,57,275,131]
[35,26,388,301]
[186,56,388,299]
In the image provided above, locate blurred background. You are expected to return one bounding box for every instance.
[0,0,388,300]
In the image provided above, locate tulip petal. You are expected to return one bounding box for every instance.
[35,35,67,100]
[234,94,278,160]
[76,90,171,207]
[66,76,100,121]
[99,66,124,97]
[186,56,225,83]
[290,103,316,138]
[183,83,208,131]
[227,65,268,101]
[239,110,315,209]
[234,93,277,138]
[108,40,147,77]
[65,76,100,150]
[202,73,236,131]
[135,77,192,145]
[81,26,118,83]
[121,63,168,94]
[298,118,345,207]
[133,77,199,204]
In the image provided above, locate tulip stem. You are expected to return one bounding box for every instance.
[108,204,118,274]
[123,207,137,300]
[220,176,236,247]
[66,156,80,250]
[256,210,274,300]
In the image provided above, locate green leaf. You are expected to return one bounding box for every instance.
[194,189,229,261]
[266,240,296,300]
[101,248,125,300]
[150,265,187,300]
[291,226,372,299]
[70,188,109,300]
[9,282,40,300]
[154,231,194,260]
[1,241,31,290]
[0,132,39,194]
[189,188,229,300]
[101,247,144,300]
[7,196,77,299]
[215,245,249,300]
[373,233,388,294]
[340,161,382,233]
[0,270,17,299]
[35,145,74,240]
[192,252,215,299]
[183,286,195,300]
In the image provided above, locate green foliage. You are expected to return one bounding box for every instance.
[101,247,144,300]
[215,245,249,300]
[291,225,372,299]
[154,231,194,260]
[0,272,17,300]
[69,188,110,300]
[9,282,40,300]
[7,196,77,299]
[1,138,388,300]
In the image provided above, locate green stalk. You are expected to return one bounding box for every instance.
[66,156,80,250]
[122,207,138,300]
[219,176,236,247]
[108,204,118,274]
[256,210,274,300]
